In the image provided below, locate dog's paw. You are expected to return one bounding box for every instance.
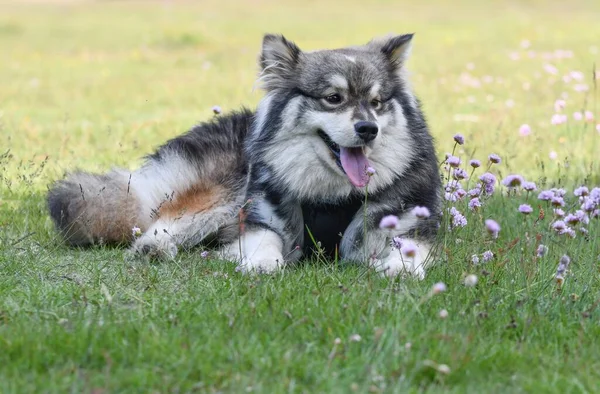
[129,233,178,261]
[375,240,431,279]
[236,252,284,275]
[376,253,425,279]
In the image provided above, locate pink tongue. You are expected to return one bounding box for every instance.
[340,147,370,187]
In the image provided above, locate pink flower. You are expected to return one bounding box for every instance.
[597,124,600,133]
[549,151,558,160]
[379,215,399,229]
[485,219,501,239]
[573,112,583,121]
[574,84,589,92]
[412,206,431,219]
[519,124,531,136]
[211,105,222,115]
[554,99,566,112]
[584,111,594,122]
[570,71,584,80]
[543,63,558,75]
[551,114,567,125]
[400,241,418,258]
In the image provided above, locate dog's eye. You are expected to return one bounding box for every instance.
[370,99,382,109]
[324,94,343,105]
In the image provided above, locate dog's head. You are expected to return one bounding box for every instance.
[250,34,425,200]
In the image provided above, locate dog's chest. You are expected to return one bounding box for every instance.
[301,196,363,258]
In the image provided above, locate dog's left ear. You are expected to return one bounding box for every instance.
[258,34,302,90]
[369,33,414,68]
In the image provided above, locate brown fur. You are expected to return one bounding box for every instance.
[158,184,226,220]
[48,170,143,246]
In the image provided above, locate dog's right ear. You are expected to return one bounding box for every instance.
[258,34,302,90]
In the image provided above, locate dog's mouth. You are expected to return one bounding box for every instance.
[317,129,371,188]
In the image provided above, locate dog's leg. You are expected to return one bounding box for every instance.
[219,228,285,273]
[130,203,240,260]
[340,209,434,279]
[219,196,303,273]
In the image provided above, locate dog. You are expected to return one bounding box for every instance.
[47,33,441,278]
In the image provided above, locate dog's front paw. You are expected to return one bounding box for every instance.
[129,233,178,261]
[375,240,432,279]
[236,252,284,274]
[376,253,425,279]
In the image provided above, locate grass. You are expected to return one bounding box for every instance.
[1,0,600,392]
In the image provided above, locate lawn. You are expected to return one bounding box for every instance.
[1,0,600,392]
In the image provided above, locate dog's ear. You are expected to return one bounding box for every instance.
[368,33,414,68]
[258,34,302,90]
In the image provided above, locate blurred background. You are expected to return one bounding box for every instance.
[1,0,599,188]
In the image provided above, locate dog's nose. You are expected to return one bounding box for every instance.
[354,121,379,143]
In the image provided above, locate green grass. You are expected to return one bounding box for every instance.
[1,0,600,392]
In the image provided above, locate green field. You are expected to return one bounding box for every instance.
[1,0,600,392]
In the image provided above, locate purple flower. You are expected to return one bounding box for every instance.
[447,156,461,168]
[455,188,467,200]
[574,186,589,197]
[211,105,222,115]
[392,237,403,249]
[555,255,571,285]
[366,166,376,176]
[561,227,576,238]
[468,198,481,211]
[453,134,465,145]
[479,172,497,195]
[471,255,480,264]
[488,153,501,164]
[412,206,431,219]
[551,196,565,207]
[519,204,533,214]
[552,220,566,231]
[379,215,399,229]
[444,192,458,202]
[553,208,565,217]
[564,214,578,224]
[449,207,467,228]
[502,174,525,188]
[581,198,597,212]
[522,181,537,192]
[468,185,482,198]
[485,219,501,238]
[131,226,142,237]
[593,209,600,219]
[469,159,481,168]
[536,244,548,257]
[538,190,554,201]
[400,241,418,258]
[200,251,209,258]
[453,168,468,180]
[574,210,589,224]
[482,250,494,262]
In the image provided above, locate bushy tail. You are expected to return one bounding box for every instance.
[47,169,142,246]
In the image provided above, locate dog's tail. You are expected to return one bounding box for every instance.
[47,169,142,246]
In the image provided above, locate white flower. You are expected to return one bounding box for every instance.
[437,364,451,374]
[432,282,447,294]
[464,274,478,287]
[349,334,362,342]
[439,309,449,319]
